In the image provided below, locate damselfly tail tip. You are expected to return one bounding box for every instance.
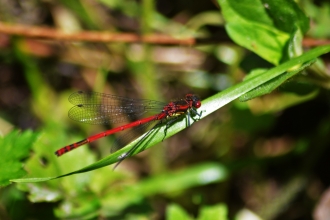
[55,148,66,157]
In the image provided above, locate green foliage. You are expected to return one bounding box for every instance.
[166,203,228,220]
[218,0,309,64]
[0,130,38,187]
[1,0,330,219]
[167,204,192,220]
[10,45,330,183]
[197,204,228,220]
[239,59,317,101]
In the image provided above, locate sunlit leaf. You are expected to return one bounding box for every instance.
[167,204,192,220]
[0,130,38,187]
[217,0,309,64]
[198,204,228,220]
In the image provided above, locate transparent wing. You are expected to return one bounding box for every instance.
[68,91,166,125]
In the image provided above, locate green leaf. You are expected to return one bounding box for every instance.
[133,163,228,195]
[239,58,317,101]
[197,204,228,220]
[14,125,97,202]
[54,196,100,219]
[217,0,309,64]
[11,45,330,182]
[98,163,228,214]
[166,204,192,220]
[261,0,309,33]
[0,130,38,187]
[286,27,304,59]
[167,203,228,220]
[225,22,289,64]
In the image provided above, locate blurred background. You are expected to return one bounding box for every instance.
[1,0,330,219]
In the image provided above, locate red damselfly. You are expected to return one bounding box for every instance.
[55,91,201,166]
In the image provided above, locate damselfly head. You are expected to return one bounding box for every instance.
[185,94,201,109]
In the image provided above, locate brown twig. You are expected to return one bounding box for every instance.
[0,22,196,45]
[1,22,329,47]
[302,38,330,47]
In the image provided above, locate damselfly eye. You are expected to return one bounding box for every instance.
[193,101,201,108]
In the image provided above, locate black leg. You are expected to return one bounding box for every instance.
[163,117,178,141]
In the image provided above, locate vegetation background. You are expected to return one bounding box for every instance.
[1,0,330,219]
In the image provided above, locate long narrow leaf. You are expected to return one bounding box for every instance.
[239,58,317,101]
[11,45,330,183]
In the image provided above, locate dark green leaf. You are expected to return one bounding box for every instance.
[261,0,310,33]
